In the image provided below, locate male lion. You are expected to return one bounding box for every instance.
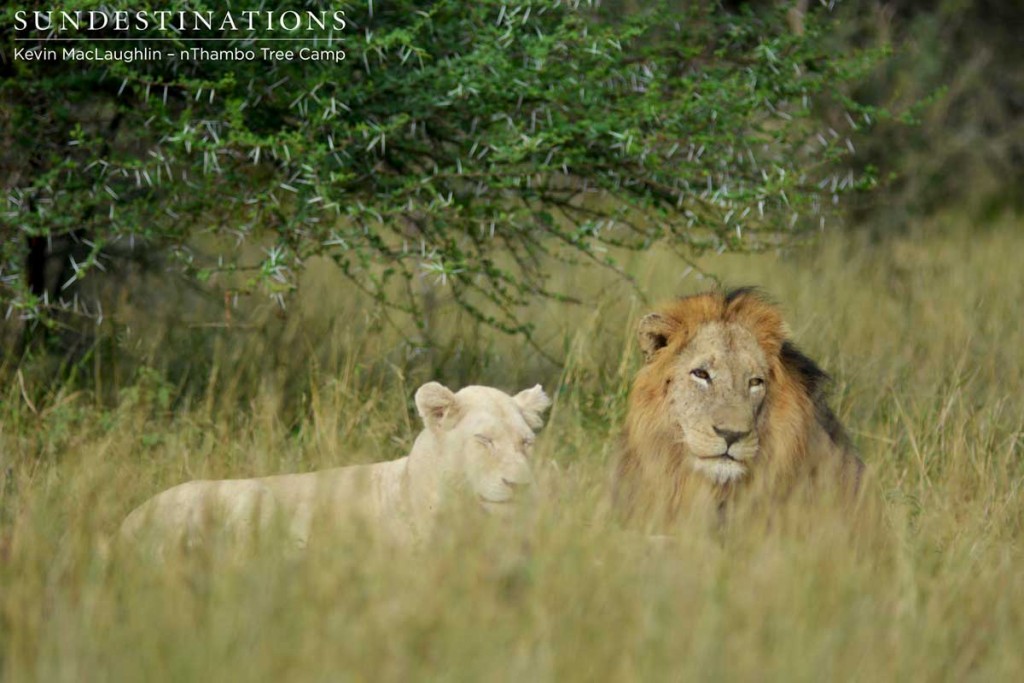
[120,382,551,557]
[615,288,862,523]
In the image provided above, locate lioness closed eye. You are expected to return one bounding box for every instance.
[120,382,552,556]
[615,288,863,522]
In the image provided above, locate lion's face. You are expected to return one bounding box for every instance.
[661,322,769,485]
[621,289,862,521]
[415,383,551,516]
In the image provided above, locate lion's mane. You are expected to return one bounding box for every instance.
[615,288,862,520]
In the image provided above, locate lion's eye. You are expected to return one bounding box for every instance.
[749,378,764,388]
[475,435,494,447]
[522,438,535,450]
[690,368,711,382]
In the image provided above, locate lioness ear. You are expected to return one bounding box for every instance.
[638,313,675,363]
[515,384,552,431]
[415,382,458,430]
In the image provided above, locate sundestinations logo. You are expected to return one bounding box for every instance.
[14,9,348,33]
[10,8,348,63]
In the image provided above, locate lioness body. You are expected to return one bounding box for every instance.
[616,289,862,522]
[121,383,551,556]
[120,459,412,552]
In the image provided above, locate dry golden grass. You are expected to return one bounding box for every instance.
[1,214,1022,681]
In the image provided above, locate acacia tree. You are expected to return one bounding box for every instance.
[1,0,881,353]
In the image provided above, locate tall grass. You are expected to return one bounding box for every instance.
[2,214,1022,681]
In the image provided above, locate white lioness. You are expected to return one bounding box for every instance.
[120,382,551,556]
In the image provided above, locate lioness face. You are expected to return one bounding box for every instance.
[461,409,537,515]
[665,322,769,485]
[415,383,551,516]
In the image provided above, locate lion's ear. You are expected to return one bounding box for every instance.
[638,313,676,363]
[415,382,458,430]
[515,384,552,431]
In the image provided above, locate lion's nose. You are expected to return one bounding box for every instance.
[713,427,750,447]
